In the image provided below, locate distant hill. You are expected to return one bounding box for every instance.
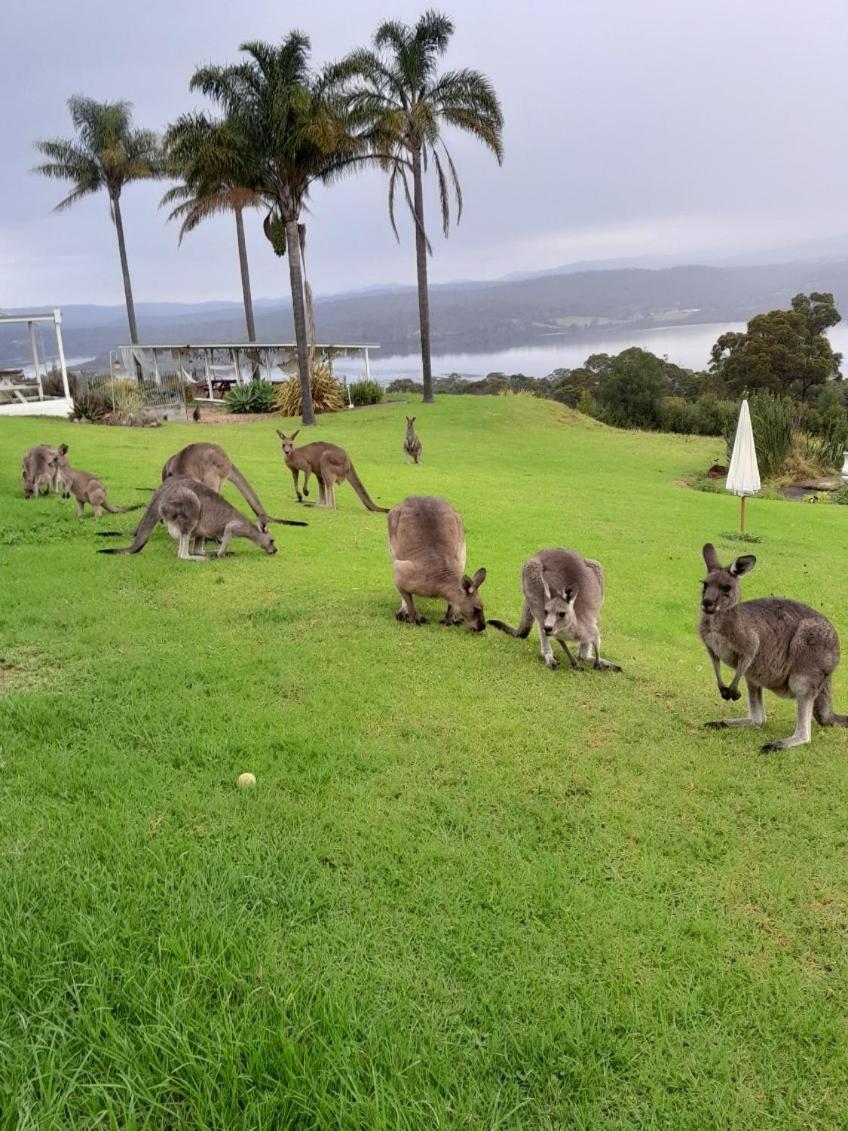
[4,257,848,369]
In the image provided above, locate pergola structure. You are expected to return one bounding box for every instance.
[114,341,380,399]
[0,309,72,413]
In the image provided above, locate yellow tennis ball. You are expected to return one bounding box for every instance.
[237,772,256,789]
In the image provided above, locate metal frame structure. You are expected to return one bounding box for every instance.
[113,341,379,400]
[0,309,71,402]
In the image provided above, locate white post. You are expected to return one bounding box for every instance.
[28,320,44,400]
[203,351,213,399]
[53,309,71,400]
[264,349,272,382]
[233,348,244,386]
[364,347,371,382]
[152,349,161,387]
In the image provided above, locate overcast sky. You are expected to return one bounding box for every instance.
[2,0,847,308]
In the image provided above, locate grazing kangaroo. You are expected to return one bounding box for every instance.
[403,417,422,464]
[21,445,60,498]
[56,445,141,518]
[276,431,388,512]
[98,478,285,560]
[699,543,848,752]
[162,443,275,525]
[489,548,621,671]
[387,496,487,630]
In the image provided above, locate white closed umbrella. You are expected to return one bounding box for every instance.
[726,398,760,532]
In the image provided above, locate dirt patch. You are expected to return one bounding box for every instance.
[194,412,279,425]
[0,648,55,695]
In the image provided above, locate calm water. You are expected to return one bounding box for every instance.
[336,322,848,382]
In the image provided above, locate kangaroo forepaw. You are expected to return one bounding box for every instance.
[705,720,728,729]
[760,742,781,754]
[544,655,559,670]
[303,487,309,497]
[719,685,741,701]
[594,660,622,672]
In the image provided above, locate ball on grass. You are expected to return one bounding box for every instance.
[237,772,256,789]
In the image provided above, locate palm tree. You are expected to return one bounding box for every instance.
[190,33,363,425]
[332,11,504,403]
[33,96,162,345]
[162,113,263,342]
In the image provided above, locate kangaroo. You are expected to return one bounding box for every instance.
[55,444,141,518]
[21,445,60,498]
[699,542,848,752]
[403,417,422,464]
[162,443,276,525]
[276,431,388,512]
[98,478,282,561]
[489,548,622,671]
[387,496,487,630]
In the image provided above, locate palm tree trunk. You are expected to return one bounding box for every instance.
[112,193,139,345]
[412,147,433,404]
[285,218,316,426]
[235,209,256,342]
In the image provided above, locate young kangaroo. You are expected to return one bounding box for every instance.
[98,478,281,561]
[56,444,141,519]
[21,445,60,498]
[699,543,848,752]
[162,443,276,525]
[276,431,388,512]
[387,496,487,630]
[489,548,621,671]
[403,417,422,464]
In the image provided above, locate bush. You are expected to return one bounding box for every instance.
[224,378,276,414]
[658,395,737,437]
[42,367,79,397]
[69,389,111,422]
[349,380,384,406]
[725,391,795,479]
[386,378,422,394]
[275,366,344,417]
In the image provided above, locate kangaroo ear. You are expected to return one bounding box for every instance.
[540,574,552,600]
[563,585,577,603]
[730,554,756,577]
[702,543,720,570]
[276,430,285,440]
[258,519,268,533]
[58,443,69,455]
[471,567,487,589]
[290,429,300,441]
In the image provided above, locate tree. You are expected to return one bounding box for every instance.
[191,34,362,425]
[333,11,504,404]
[33,98,162,345]
[162,112,263,342]
[710,292,842,401]
[595,348,667,429]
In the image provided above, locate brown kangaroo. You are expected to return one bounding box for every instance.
[21,445,60,498]
[56,444,142,519]
[276,431,388,512]
[700,542,848,752]
[387,496,487,630]
[162,443,276,525]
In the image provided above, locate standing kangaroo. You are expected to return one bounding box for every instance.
[56,444,141,518]
[403,417,422,464]
[699,543,848,752]
[387,496,487,630]
[21,445,60,498]
[97,478,303,560]
[489,548,621,671]
[276,431,388,512]
[162,443,275,525]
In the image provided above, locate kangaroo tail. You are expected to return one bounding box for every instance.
[488,602,534,639]
[96,490,161,555]
[814,676,848,726]
[104,501,144,514]
[135,486,156,492]
[228,463,270,521]
[347,463,389,512]
[267,517,309,527]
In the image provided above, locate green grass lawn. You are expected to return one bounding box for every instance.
[1,396,847,1129]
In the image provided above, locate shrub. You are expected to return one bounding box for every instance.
[224,378,276,414]
[387,378,422,394]
[275,366,344,417]
[42,367,79,397]
[349,379,384,406]
[69,389,111,422]
[725,391,795,479]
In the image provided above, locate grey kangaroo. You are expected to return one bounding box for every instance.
[277,431,388,511]
[162,443,276,525]
[387,496,487,631]
[699,542,848,752]
[489,548,621,671]
[98,478,284,560]
[56,444,141,518]
[21,445,60,498]
[403,417,422,464]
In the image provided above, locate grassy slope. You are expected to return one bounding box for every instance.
[0,397,846,1129]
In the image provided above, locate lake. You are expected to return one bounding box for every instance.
[335,321,848,382]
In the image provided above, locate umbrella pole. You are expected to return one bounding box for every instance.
[740,495,746,534]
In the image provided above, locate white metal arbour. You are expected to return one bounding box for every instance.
[0,309,72,402]
[114,341,379,399]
